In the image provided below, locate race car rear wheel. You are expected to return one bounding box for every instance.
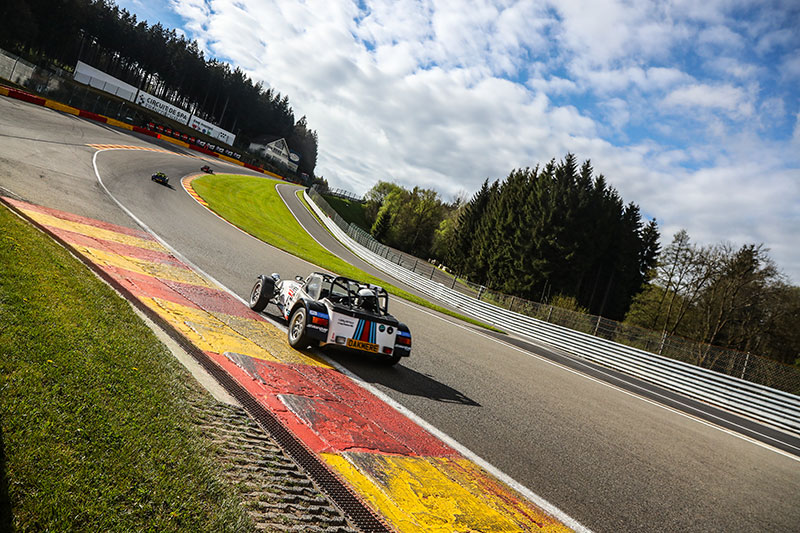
[288,306,313,348]
[249,276,274,312]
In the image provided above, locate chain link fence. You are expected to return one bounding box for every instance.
[0,49,64,94]
[308,187,800,395]
[1,48,147,124]
[0,48,288,175]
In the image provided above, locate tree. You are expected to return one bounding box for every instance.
[449,179,494,274]
[691,243,780,365]
[371,206,391,241]
[450,154,657,318]
[626,230,712,336]
[625,232,796,367]
[2,0,315,163]
[363,181,403,226]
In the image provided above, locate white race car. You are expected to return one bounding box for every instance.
[249,272,411,365]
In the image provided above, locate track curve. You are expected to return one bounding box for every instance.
[2,97,799,532]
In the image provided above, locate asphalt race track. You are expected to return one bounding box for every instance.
[2,96,799,532]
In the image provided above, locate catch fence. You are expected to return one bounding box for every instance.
[325,188,365,203]
[0,47,147,125]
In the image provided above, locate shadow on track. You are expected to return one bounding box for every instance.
[260,308,480,406]
[328,352,481,406]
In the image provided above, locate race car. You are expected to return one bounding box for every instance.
[200,165,214,173]
[249,272,411,365]
[151,172,169,185]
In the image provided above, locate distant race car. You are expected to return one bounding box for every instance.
[151,172,169,185]
[200,165,214,173]
[249,272,411,365]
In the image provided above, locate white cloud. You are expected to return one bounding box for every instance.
[782,54,800,81]
[167,0,800,283]
[706,56,762,80]
[755,28,795,55]
[697,25,744,51]
[662,83,754,119]
[527,75,578,95]
[578,66,692,94]
[599,98,629,131]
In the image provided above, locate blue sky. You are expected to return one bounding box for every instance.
[116,0,800,283]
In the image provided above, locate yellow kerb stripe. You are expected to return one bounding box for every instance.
[140,296,335,368]
[21,209,164,252]
[76,246,217,289]
[105,118,133,130]
[218,154,243,166]
[140,297,279,360]
[323,453,573,533]
[45,100,80,115]
[161,136,190,148]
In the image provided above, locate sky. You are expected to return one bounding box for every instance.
[117,0,800,283]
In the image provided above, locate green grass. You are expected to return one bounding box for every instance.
[321,194,371,231]
[0,204,251,532]
[192,175,499,332]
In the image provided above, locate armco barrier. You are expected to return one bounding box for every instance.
[304,190,800,437]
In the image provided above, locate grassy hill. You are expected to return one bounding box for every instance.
[321,194,371,232]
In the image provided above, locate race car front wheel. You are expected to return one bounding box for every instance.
[288,306,313,348]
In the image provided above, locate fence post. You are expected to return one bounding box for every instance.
[412,259,417,272]
[658,331,667,355]
[741,352,751,380]
[593,315,602,335]
[477,286,484,300]
[547,306,553,322]
[9,56,19,82]
[451,276,457,289]
[510,296,516,312]
[430,266,435,279]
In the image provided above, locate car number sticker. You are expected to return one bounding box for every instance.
[346,338,379,353]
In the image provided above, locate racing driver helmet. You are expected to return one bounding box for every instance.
[357,287,378,312]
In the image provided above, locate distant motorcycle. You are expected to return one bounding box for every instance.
[200,165,214,174]
[151,172,169,185]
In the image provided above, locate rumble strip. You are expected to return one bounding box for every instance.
[2,196,574,532]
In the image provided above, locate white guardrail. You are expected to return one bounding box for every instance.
[304,191,800,437]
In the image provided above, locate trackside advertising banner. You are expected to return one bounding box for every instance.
[188,115,236,145]
[135,92,191,124]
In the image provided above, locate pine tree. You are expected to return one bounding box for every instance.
[371,206,391,241]
[450,179,491,271]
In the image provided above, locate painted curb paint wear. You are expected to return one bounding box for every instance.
[1,195,576,532]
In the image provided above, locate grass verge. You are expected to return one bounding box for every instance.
[0,204,251,532]
[192,175,499,332]
[320,194,370,231]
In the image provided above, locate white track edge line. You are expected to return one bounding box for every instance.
[88,158,591,530]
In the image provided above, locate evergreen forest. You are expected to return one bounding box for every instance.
[359,154,799,367]
[443,154,660,321]
[0,0,319,176]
